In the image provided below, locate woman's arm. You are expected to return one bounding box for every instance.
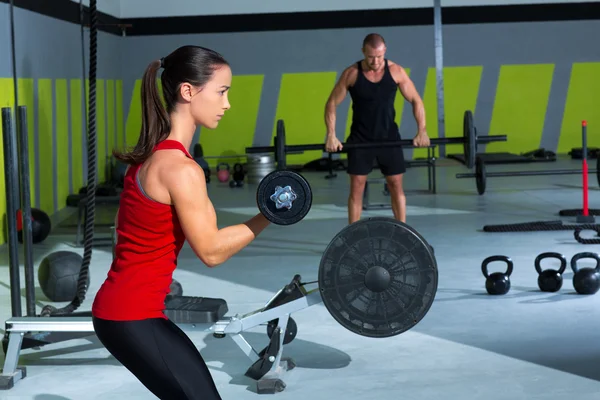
[166,160,270,267]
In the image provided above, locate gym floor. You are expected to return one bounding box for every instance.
[1,156,600,400]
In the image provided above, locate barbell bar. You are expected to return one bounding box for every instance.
[246,110,508,170]
[457,152,600,195]
[456,121,599,195]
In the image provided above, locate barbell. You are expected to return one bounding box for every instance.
[246,110,508,170]
[456,156,600,195]
[456,121,599,195]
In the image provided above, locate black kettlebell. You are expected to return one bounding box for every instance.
[571,252,600,295]
[482,255,513,295]
[229,163,245,188]
[534,252,567,292]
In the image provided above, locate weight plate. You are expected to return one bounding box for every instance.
[318,217,438,338]
[475,157,486,195]
[257,170,312,226]
[463,110,476,169]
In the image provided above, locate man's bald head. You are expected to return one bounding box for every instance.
[361,33,386,71]
[362,33,385,50]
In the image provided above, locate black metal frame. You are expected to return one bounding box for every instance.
[363,146,437,210]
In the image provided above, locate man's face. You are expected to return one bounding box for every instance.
[362,44,386,71]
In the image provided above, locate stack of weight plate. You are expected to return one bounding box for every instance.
[246,153,276,184]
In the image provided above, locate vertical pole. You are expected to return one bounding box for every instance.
[433,0,445,157]
[9,0,21,209]
[577,120,593,223]
[2,107,22,318]
[17,106,36,316]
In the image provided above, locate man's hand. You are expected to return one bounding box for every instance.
[326,135,343,152]
[412,131,430,147]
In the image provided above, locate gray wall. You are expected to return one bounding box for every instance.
[0,3,122,214]
[121,19,600,161]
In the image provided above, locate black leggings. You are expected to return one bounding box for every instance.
[93,316,222,400]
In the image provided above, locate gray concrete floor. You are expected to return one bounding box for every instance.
[1,156,600,400]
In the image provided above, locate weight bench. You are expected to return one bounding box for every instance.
[1,275,321,394]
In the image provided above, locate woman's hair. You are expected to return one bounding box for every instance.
[114,45,229,165]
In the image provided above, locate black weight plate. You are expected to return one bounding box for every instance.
[257,170,312,225]
[463,110,476,169]
[476,157,486,195]
[318,217,438,338]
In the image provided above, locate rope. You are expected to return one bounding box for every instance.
[40,0,97,316]
[559,209,600,217]
[574,227,600,244]
[482,220,600,232]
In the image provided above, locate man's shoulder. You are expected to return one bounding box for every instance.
[340,63,359,83]
[386,60,408,81]
[387,60,404,71]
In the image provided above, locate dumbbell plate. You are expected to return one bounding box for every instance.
[257,170,312,226]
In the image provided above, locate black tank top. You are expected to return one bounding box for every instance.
[348,59,399,142]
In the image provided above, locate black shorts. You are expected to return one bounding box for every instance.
[93,316,222,400]
[346,143,406,176]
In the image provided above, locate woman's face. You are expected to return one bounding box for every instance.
[189,64,232,129]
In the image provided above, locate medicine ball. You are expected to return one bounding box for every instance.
[16,208,52,244]
[169,279,183,296]
[38,251,89,302]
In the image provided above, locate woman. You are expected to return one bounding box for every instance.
[92,45,271,399]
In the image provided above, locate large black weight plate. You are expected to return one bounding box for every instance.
[257,170,312,225]
[476,156,486,195]
[318,217,438,338]
[463,110,476,169]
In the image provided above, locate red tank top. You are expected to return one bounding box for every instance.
[92,140,192,321]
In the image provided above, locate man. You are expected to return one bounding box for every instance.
[324,33,429,224]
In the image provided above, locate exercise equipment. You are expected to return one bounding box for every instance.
[2,216,439,393]
[319,217,438,337]
[38,251,89,302]
[169,279,183,297]
[256,170,312,226]
[535,252,567,292]
[457,156,600,195]
[216,163,230,182]
[571,252,600,295]
[110,158,128,188]
[456,122,600,195]
[574,227,600,245]
[0,0,99,327]
[482,220,600,233]
[482,255,513,295]
[16,208,51,244]
[246,111,508,171]
[229,162,245,187]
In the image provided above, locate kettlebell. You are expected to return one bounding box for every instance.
[535,252,567,292]
[482,255,513,295]
[216,163,230,183]
[571,252,600,295]
[229,163,245,188]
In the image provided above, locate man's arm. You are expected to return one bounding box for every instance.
[392,64,427,134]
[324,68,352,138]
